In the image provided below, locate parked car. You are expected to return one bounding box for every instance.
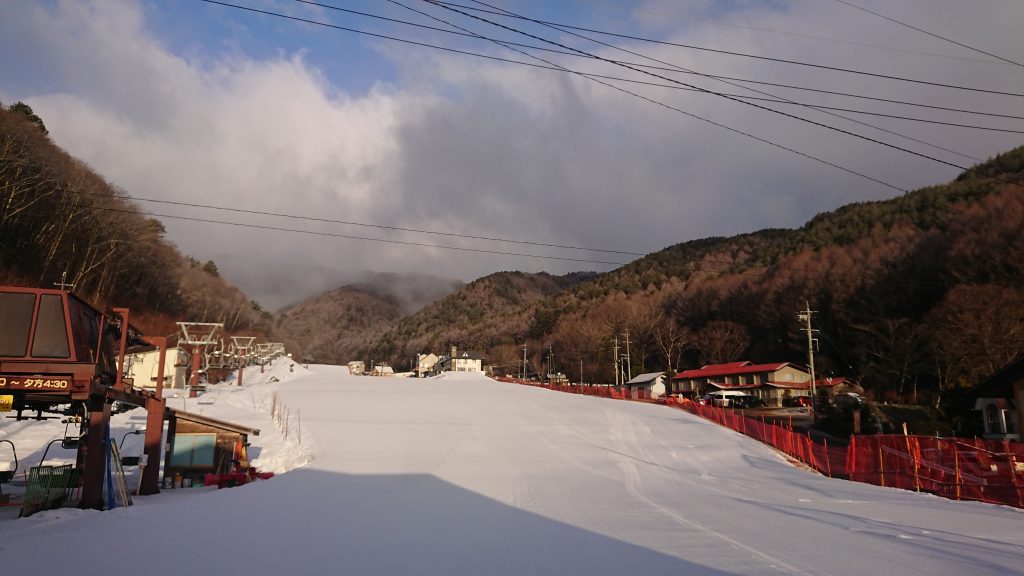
[836,392,864,407]
[701,390,755,408]
[731,394,765,409]
[783,396,812,408]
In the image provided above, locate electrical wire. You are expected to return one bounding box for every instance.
[430,0,1024,97]
[92,205,629,266]
[460,0,1005,167]
[425,0,970,172]
[829,0,1024,68]
[293,0,1015,164]
[89,192,646,256]
[204,0,908,191]
[289,0,1023,121]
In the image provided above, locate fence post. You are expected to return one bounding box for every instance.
[847,435,856,479]
[878,439,885,487]
[906,434,920,492]
[823,437,832,478]
[953,442,961,501]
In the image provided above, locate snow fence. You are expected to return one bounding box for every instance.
[494,378,1024,509]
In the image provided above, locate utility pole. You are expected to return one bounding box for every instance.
[580,358,584,387]
[612,335,620,386]
[522,344,527,380]
[623,329,632,381]
[548,345,554,380]
[797,302,819,424]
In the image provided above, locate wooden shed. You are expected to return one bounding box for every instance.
[163,408,260,484]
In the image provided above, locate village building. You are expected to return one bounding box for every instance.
[672,362,852,407]
[436,347,483,373]
[625,372,666,400]
[125,346,190,390]
[413,353,439,377]
[369,362,394,377]
[969,356,1023,441]
[347,360,365,375]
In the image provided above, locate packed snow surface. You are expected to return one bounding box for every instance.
[1,364,1022,575]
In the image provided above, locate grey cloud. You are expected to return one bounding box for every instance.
[1,0,1021,308]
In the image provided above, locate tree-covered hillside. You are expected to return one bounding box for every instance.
[362,146,1024,411]
[0,103,273,337]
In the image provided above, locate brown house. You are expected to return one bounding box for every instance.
[672,361,854,407]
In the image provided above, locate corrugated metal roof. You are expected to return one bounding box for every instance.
[674,362,792,380]
[626,371,665,385]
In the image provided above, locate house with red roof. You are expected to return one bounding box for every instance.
[671,361,851,407]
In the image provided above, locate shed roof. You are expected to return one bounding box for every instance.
[626,372,665,385]
[166,407,260,436]
[674,362,793,380]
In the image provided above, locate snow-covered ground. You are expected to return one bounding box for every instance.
[1,365,1021,575]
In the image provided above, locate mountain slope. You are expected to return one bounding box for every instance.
[362,147,1024,405]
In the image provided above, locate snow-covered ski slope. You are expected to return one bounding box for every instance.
[2,365,1022,575]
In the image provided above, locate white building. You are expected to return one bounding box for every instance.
[436,347,483,373]
[370,362,395,377]
[347,361,365,375]
[125,347,190,390]
[625,372,667,399]
[413,353,439,377]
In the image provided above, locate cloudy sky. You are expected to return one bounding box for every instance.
[2,0,1022,309]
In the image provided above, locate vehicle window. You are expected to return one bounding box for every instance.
[0,292,35,357]
[68,298,100,363]
[31,294,71,358]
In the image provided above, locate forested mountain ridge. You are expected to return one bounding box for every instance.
[364,147,1024,408]
[0,103,273,338]
[274,273,464,364]
[361,270,599,367]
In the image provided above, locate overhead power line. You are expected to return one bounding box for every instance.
[95,206,629,266]
[830,0,1024,68]
[208,0,907,191]
[458,0,1001,166]
[425,0,970,172]
[430,0,1024,97]
[97,192,646,256]
[268,1,1024,121]
[296,0,1011,164]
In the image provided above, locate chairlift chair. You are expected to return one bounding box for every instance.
[0,439,18,484]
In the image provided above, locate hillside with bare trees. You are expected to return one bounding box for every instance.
[0,103,274,338]
[361,147,1024,412]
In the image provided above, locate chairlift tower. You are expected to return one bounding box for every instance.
[176,322,223,400]
[230,336,256,386]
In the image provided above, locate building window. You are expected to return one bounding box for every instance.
[170,433,217,467]
[984,404,1003,434]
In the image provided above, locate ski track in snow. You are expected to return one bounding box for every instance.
[1,364,1022,575]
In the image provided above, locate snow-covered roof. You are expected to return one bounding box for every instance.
[626,371,664,385]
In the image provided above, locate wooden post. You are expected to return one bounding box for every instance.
[904,426,920,492]
[139,395,165,495]
[823,437,832,478]
[878,439,885,487]
[953,442,961,501]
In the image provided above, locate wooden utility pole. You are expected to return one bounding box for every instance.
[798,302,818,424]
[522,344,527,380]
[623,329,632,381]
[612,335,620,386]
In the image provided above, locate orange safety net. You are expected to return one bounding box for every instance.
[494,377,1024,508]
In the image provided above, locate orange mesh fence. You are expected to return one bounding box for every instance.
[494,377,1023,508]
